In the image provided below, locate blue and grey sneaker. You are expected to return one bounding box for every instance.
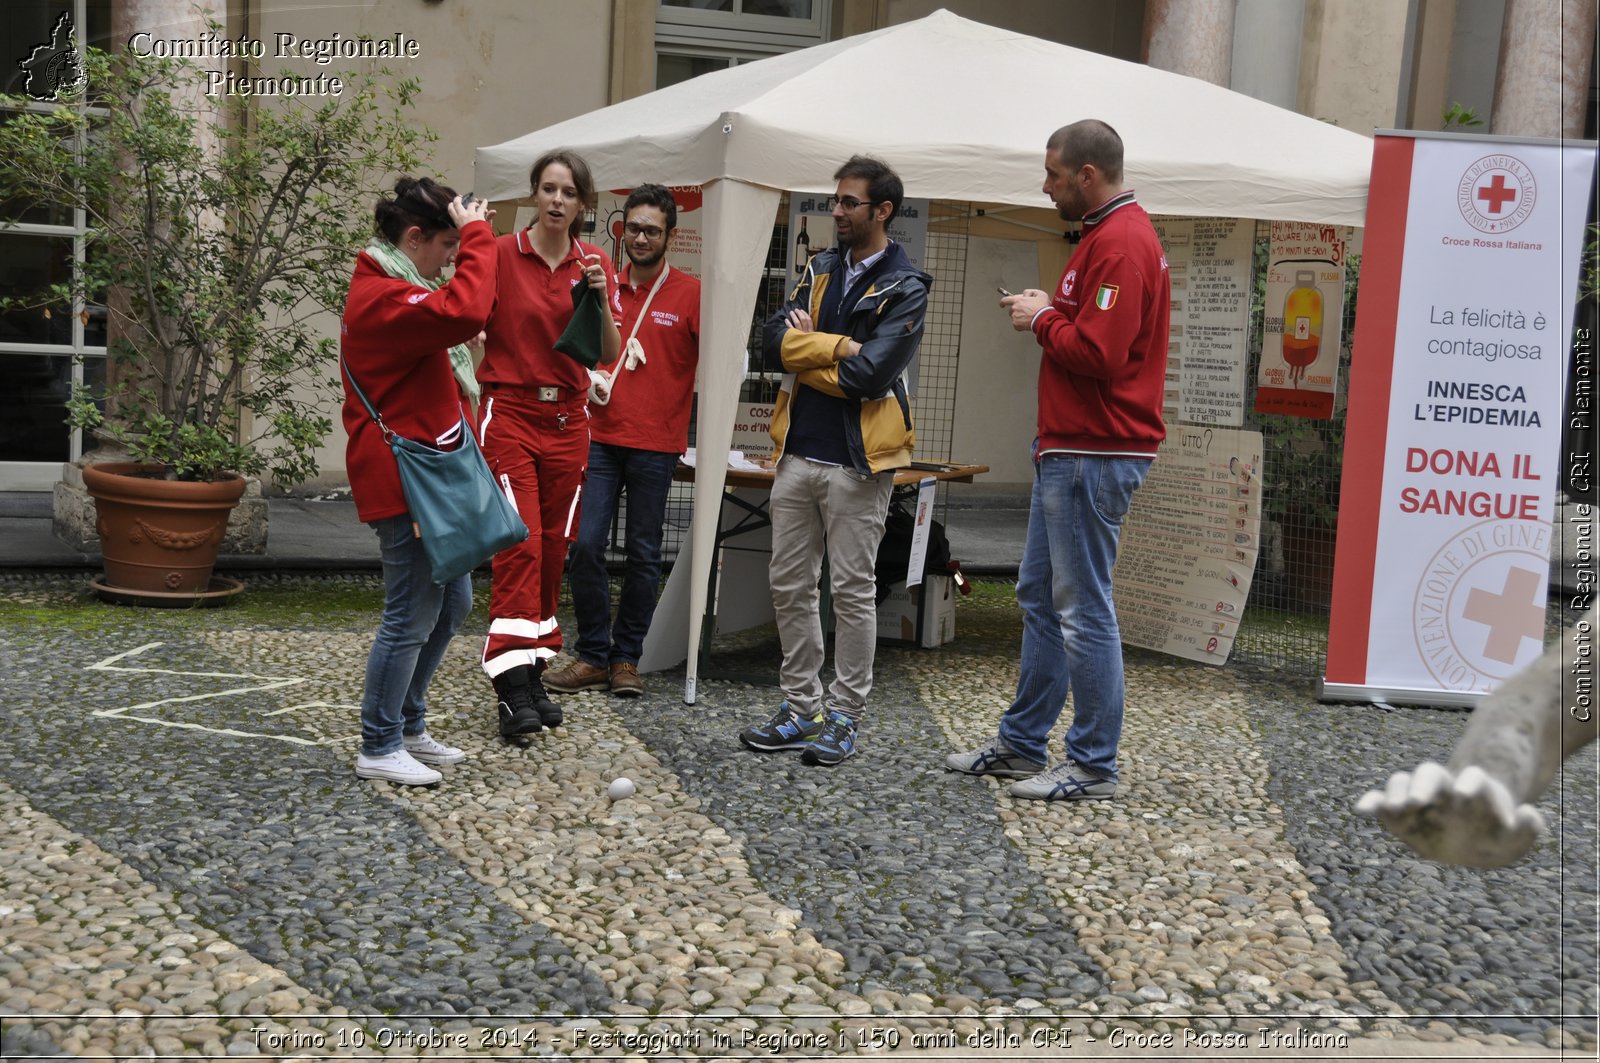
[945,737,1045,778]
[1008,760,1117,801]
[739,703,825,751]
[801,711,858,766]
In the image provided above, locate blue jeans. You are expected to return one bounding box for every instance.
[997,454,1149,779]
[360,516,472,756]
[566,441,680,666]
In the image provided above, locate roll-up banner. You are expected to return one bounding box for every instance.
[1324,131,1596,707]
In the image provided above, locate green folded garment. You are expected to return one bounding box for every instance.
[554,282,606,369]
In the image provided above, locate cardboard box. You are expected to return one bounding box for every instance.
[876,573,956,648]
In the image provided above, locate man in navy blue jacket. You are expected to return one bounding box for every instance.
[738,155,931,766]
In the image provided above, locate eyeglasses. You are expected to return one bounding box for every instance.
[624,223,666,239]
[829,195,874,212]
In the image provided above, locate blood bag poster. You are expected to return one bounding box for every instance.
[1254,222,1349,419]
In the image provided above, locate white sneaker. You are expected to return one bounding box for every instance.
[354,749,442,785]
[403,731,466,766]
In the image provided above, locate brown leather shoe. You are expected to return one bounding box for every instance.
[543,659,610,693]
[609,661,643,697]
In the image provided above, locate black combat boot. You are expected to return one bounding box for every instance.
[530,667,563,729]
[494,666,543,738]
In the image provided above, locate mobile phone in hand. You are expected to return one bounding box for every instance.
[997,286,1014,297]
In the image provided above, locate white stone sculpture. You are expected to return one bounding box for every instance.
[1355,606,1596,868]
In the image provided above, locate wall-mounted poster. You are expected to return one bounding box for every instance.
[1255,222,1351,418]
[1150,217,1254,427]
[786,194,929,278]
[594,186,704,278]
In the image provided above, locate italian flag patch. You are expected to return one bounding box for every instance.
[1094,284,1119,310]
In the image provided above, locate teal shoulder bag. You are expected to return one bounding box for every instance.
[342,358,528,584]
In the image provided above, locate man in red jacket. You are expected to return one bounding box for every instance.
[545,185,700,699]
[947,119,1170,801]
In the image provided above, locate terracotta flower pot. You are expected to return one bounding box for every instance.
[81,462,247,594]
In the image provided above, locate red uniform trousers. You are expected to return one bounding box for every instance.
[477,387,590,678]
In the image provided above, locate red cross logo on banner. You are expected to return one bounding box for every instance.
[1457,154,1537,234]
[1476,173,1518,214]
[1462,567,1545,664]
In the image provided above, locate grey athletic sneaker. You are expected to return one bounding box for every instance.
[1008,760,1116,801]
[800,711,858,766]
[945,737,1045,778]
[739,703,825,751]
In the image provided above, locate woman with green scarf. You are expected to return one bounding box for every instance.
[340,176,496,786]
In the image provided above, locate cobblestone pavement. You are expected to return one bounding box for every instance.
[0,573,1593,1060]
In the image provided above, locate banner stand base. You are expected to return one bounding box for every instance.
[1318,680,1485,710]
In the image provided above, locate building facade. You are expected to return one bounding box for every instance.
[1,0,1592,493]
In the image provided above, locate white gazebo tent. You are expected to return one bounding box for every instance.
[474,8,1373,702]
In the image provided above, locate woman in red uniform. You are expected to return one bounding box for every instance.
[476,149,620,738]
[341,178,496,785]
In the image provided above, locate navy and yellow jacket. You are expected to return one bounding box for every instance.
[761,241,931,475]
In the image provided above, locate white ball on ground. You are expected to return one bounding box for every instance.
[607,777,636,800]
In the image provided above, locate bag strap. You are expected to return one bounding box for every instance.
[625,262,669,347]
[343,353,473,448]
[602,262,670,394]
[340,355,393,443]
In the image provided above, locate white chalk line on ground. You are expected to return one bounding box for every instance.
[83,641,358,747]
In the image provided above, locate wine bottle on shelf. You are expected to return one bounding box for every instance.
[794,215,809,274]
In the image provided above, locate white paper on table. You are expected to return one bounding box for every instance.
[680,446,767,473]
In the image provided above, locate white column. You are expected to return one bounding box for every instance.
[1142,0,1236,86]
[114,0,227,58]
[105,0,228,423]
[1296,0,1412,135]
[113,0,227,145]
[1490,0,1596,137]
[1230,0,1304,109]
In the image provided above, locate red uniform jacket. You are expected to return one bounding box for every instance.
[340,220,497,523]
[1031,192,1170,458]
[476,232,618,394]
[590,262,701,453]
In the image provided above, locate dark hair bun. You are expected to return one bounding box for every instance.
[373,175,459,245]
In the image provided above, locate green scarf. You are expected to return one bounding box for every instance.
[364,239,480,400]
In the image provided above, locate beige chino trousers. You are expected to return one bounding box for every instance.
[767,453,895,719]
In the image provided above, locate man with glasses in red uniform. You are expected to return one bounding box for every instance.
[546,185,701,699]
